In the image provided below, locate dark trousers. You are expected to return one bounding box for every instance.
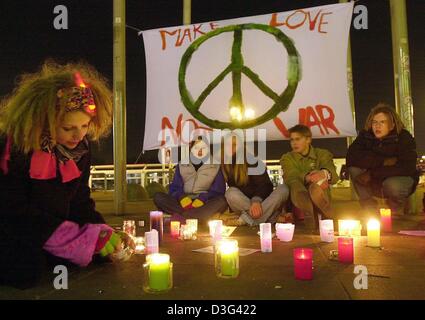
[153,192,228,224]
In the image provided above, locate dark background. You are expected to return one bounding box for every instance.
[0,0,424,164]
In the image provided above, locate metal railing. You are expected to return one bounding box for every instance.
[89,158,349,191]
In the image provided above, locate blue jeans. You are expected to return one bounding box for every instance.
[348,166,414,210]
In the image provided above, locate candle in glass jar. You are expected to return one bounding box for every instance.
[380,209,392,232]
[367,219,381,248]
[146,253,172,291]
[276,223,295,242]
[338,220,362,237]
[186,219,198,238]
[123,220,136,237]
[260,223,272,253]
[134,237,145,254]
[293,248,313,280]
[170,221,180,238]
[215,239,239,278]
[149,211,164,243]
[338,237,354,264]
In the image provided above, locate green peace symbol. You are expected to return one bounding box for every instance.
[178,23,301,130]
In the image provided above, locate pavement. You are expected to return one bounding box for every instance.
[1,187,425,300]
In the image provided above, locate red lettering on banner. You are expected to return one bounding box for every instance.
[160,114,212,146]
[318,12,332,34]
[273,104,340,138]
[273,118,290,138]
[269,9,332,33]
[315,104,340,134]
[159,23,220,50]
[299,106,325,135]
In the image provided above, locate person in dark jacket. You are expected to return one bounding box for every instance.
[222,134,289,226]
[0,61,131,289]
[346,103,419,215]
[154,137,228,224]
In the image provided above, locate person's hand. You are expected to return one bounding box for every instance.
[383,157,397,166]
[180,196,193,210]
[309,170,328,184]
[192,198,204,208]
[98,231,122,257]
[305,170,319,184]
[355,171,372,186]
[249,202,263,219]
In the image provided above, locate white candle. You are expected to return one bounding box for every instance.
[319,219,334,242]
[276,223,295,242]
[260,223,272,253]
[145,229,159,254]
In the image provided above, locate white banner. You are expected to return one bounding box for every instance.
[142,2,356,151]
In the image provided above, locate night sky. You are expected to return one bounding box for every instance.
[0,0,424,164]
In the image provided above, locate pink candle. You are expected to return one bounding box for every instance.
[260,223,272,253]
[293,248,313,280]
[170,221,180,238]
[338,237,354,264]
[380,209,392,232]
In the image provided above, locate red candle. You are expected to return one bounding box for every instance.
[380,209,392,232]
[293,248,313,280]
[338,237,354,264]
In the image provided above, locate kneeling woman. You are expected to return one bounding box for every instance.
[223,136,289,226]
[154,137,228,224]
[0,62,131,288]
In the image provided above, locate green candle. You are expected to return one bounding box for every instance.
[217,240,239,278]
[147,254,171,291]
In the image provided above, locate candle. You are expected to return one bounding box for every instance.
[260,223,272,253]
[338,237,354,264]
[338,220,362,237]
[186,219,198,239]
[144,253,172,292]
[134,236,145,254]
[276,223,295,242]
[367,219,381,248]
[209,220,223,242]
[380,208,392,232]
[293,248,313,280]
[145,229,159,254]
[319,220,335,243]
[123,220,136,237]
[179,224,194,240]
[215,239,239,278]
[170,221,180,238]
[149,211,164,243]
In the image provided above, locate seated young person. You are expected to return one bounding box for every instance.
[280,125,339,228]
[346,103,419,216]
[154,137,228,224]
[223,135,289,227]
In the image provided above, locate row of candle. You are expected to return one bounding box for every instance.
[132,208,393,292]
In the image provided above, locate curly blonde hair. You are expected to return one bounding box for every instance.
[0,60,113,153]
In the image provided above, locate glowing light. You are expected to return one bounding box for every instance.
[244,108,255,119]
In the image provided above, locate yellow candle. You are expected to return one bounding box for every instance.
[367,219,381,248]
[338,220,362,237]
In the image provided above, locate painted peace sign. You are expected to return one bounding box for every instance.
[178,23,301,129]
